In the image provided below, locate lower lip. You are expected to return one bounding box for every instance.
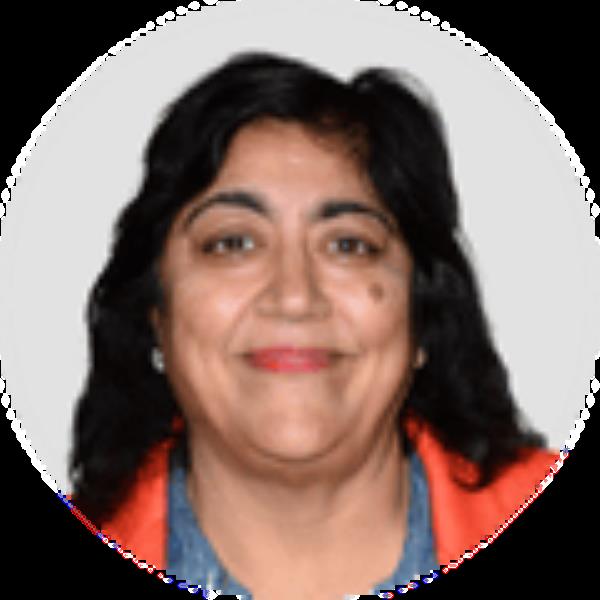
[245,352,339,373]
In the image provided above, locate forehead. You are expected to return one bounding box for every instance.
[211,119,378,200]
[172,119,401,235]
[173,119,397,231]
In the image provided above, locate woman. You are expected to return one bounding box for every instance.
[69,52,557,599]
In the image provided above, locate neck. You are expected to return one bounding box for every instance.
[184,423,410,594]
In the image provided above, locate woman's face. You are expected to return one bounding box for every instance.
[152,119,417,472]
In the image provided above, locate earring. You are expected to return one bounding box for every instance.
[415,347,427,369]
[151,347,165,372]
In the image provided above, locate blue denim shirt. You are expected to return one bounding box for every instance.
[167,444,438,597]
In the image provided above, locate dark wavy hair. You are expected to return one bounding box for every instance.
[69,52,545,526]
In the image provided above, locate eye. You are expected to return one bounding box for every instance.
[201,234,257,255]
[328,237,382,257]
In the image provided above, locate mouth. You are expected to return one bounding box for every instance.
[244,347,345,373]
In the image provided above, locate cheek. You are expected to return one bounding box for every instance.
[162,272,245,353]
[356,279,412,346]
[368,282,385,302]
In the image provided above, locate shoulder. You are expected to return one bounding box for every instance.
[407,415,559,495]
[99,436,175,570]
[406,416,561,564]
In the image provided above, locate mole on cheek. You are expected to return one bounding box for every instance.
[368,282,385,301]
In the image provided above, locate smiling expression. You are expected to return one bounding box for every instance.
[151,118,417,469]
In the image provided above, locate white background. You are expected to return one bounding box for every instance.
[0,0,598,492]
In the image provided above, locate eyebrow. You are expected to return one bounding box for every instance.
[182,190,398,233]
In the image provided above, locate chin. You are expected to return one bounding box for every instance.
[249,422,338,464]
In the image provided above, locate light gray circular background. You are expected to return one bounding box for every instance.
[1,0,598,493]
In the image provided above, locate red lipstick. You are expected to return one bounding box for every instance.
[246,347,335,372]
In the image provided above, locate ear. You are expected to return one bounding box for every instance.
[148,306,164,346]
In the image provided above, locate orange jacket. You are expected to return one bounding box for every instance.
[101,419,559,571]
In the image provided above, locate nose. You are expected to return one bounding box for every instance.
[256,242,331,321]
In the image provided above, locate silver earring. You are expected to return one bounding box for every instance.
[415,347,427,369]
[151,347,164,372]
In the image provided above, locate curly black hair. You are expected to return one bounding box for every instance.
[69,52,545,526]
